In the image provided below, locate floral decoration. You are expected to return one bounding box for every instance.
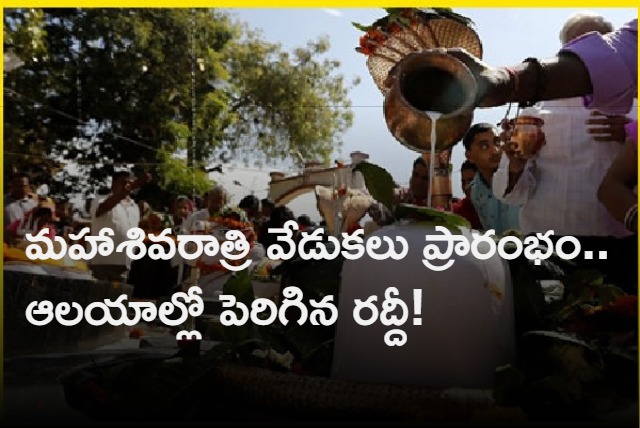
[354,8,474,57]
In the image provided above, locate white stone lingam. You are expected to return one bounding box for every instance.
[331,222,516,388]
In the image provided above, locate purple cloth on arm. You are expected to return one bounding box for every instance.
[561,19,637,115]
[625,120,638,146]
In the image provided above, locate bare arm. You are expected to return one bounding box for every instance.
[95,173,151,218]
[597,140,637,225]
[445,49,593,108]
[95,193,126,218]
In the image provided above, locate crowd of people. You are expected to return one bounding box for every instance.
[452,12,637,291]
[3,168,324,296]
[4,12,637,297]
[371,12,637,291]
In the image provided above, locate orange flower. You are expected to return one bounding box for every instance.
[196,259,229,274]
[358,35,379,56]
[210,216,252,230]
[368,28,386,43]
[387,22,403,34]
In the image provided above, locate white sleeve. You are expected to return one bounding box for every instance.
[492,153,535,205]
[182,212,194,233]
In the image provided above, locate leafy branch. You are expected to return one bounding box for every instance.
[352,8,474,33]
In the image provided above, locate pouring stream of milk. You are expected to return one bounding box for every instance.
[425,111,442,208]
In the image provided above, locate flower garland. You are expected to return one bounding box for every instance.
[355,9,414,56]
[196,204,256,274]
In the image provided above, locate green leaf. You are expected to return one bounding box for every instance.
[523,330,594,350]
[354,162,396,214]
[395,203,470,230]
[218,270,255,344]
[421,8,475,26]
[351,21,371,32]
[222,269,254,308]
[595,284,626,306]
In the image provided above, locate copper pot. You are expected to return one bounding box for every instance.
[384,50,477,153]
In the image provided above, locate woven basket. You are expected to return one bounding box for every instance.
[214,361,495,420]
[367,16,482,94]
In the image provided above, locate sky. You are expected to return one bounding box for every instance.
[213,8,636,221]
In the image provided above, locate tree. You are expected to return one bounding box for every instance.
[3,8,357,206]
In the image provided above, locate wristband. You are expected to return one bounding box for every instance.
[519,57,545,108]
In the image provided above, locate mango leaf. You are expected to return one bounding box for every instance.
[521,331,597,358]
[354,162,396,214]
[558,270,599,303]
[423,8,475,26]
[594,284,626,306]
[351,21,371,32]
[380,8,475,27]
[223,269,254,307]
[395,203,470,230]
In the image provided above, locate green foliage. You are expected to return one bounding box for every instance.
[213,255,345,376]
[4,8,356,196]
[492,262,638,421]
[156,149,212,200]
[216,269,254,344]
[226,32,355,166]
[355,160,471,229]
[395,203,471,230]
[352,7,474,33]
[353,162,395,213]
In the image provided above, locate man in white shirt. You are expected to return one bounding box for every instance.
[4,172,37,242]
[181,185,229,233]
[90,170,149,282]
[493,13,637,290]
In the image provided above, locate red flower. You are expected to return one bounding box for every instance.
[367,28,386,44]
[604,295,637,319]
[129,327,144,339]
[387,22,403,34]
